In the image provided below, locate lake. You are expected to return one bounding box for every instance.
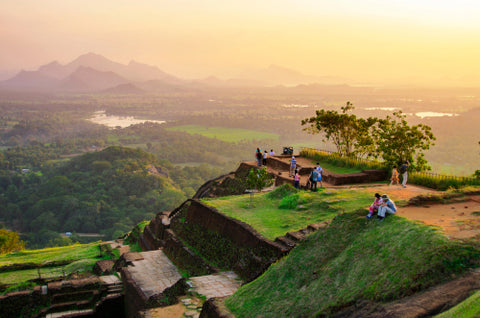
[88,111,165,128]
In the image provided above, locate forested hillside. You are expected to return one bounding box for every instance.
[0,147,186,248]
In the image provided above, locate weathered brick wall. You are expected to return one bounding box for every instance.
[170,199,287,281]
[0,277,104,318]
[184,200,285,253]
[162,229,216,276]
[120,268,147,318]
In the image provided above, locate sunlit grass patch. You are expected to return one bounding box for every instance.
[0,243,101,267]
[167,125,279,142]
[202,185,378,240]
[0,243,106,285]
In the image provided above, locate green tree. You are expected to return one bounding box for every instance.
[245,167,274,192]
[0,229,25,255]
[371,111,436,171]
[301,102,376,157]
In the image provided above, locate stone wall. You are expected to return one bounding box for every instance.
[183,200,283,252]
[120,268,148,318]
[0,277,116,318]
[322,169,387,185]
[142,198,289,282]
[171,200,288,282]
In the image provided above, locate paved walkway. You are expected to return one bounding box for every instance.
[188,271,242,299]
[126,250,183,299]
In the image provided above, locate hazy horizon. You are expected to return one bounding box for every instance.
[2,1,480,87]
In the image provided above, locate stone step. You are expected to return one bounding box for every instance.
[46,299,93,314]
[107,286,123,293]
[307,222,327,232]
[286,231,306,241]
[275,236,297,248]
[51,290,97,304]
[46,309,95,318]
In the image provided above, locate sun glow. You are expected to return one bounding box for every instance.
[1,0,480,86]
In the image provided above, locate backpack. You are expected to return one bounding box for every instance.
[399,165,407,174]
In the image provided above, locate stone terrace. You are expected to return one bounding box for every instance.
[123,250,183,299]
[188,272,242,300]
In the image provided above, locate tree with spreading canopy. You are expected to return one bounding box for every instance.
[301,102,376,157]
[302,103,436,171]
[370,111,435,171]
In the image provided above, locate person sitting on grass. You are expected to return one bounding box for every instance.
[377,194,397,221]
[366,193,382,219]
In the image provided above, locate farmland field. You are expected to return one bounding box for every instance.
[167,125,280,142]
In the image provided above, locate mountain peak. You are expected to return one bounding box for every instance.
[72,52,112,65]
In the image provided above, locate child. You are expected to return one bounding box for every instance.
[366,193,382,219]
[390,166,399,186]
[293,169,300,189]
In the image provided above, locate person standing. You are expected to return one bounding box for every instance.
[293,169,300,189]
[289,156,297,177]
[377,194,397,220]
[256,148,262,167]
[316,163,323,187]
[309,168,319,191]
[270,149,275,156]
[389,165,399,186]
[263,150,268,166]
[399,161,410,188]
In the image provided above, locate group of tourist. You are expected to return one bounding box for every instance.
[255,148,275,167]
[289,156,323,191]
[258,149,405,221]
[366,193,397,221]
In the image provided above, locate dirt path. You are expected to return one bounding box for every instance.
[398,197,480,239]
[346,184,480,240]
[270,156,480,241]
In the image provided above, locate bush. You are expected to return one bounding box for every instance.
[266,183,299,199]
[300,148,385,171]
[279,193,305,209]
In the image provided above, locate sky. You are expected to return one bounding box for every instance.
[1,0,480,86]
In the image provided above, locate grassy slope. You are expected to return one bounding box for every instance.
[0,243,103,285]
[166,125,279,142]
[435,290,480,318]
[202,186,401,240]
[0,243,101,266]
[225,210,480,317]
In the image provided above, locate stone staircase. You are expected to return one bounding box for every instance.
[275,222,329,250]
[41,276,124,318]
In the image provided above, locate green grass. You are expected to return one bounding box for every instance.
[0,258,101,285]
[225,211,480,317]
[201,185,393,240]
[166,125,279,142]
[0,243,106,285]
[435,290,480,318]
[0,243,101,267]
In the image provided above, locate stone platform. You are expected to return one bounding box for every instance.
[188,271,242,299]
[125,250,183,299]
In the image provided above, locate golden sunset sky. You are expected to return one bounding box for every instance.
[1,0,480,86]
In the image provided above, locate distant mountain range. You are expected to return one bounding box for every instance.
[0,52,351,93]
